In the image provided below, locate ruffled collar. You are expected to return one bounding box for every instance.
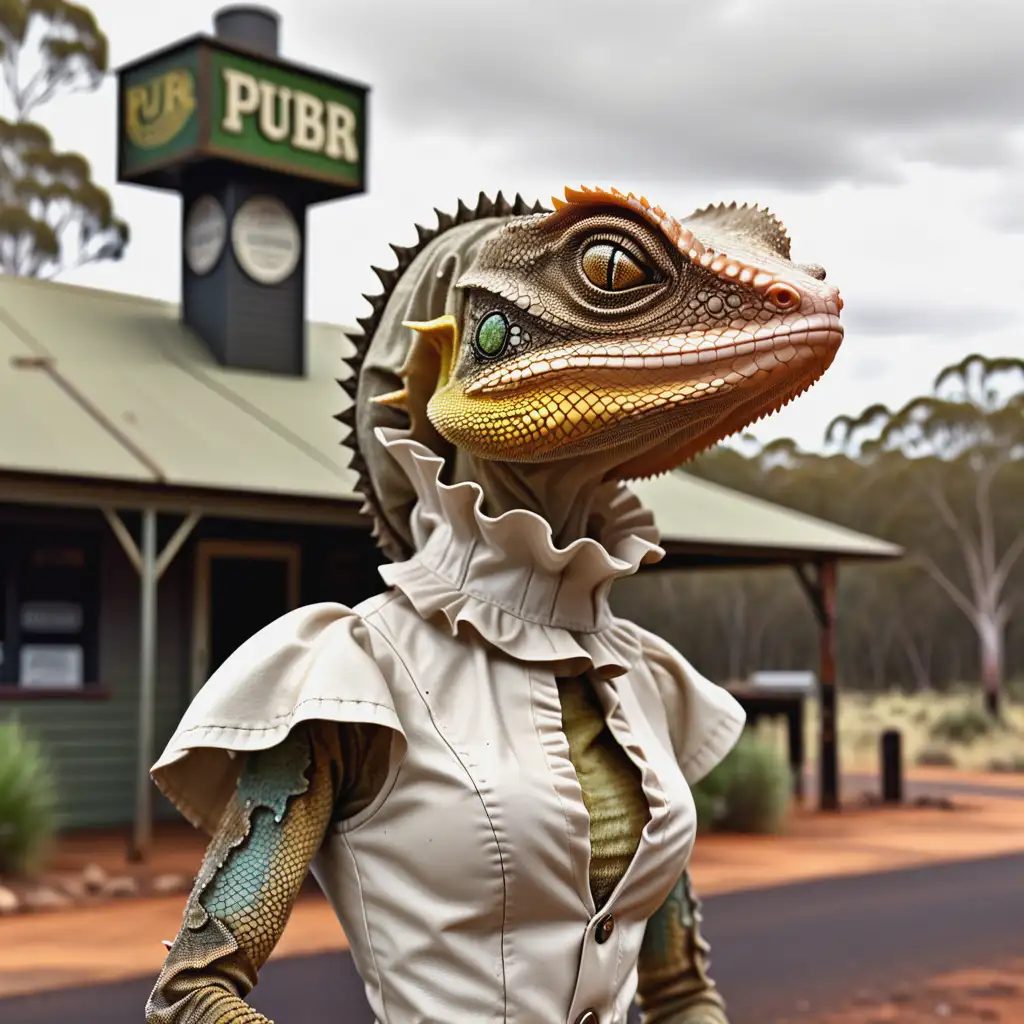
[375,427,666,679]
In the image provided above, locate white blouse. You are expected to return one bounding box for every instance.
[153,428,746,1024]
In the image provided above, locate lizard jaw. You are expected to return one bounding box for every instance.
[426,315,841,466]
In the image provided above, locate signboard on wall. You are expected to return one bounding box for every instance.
[19,645,85,689]
[20,601,84,634]
[117,35,368,198]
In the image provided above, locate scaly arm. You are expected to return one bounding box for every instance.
[146,721,343,1024]
[636,870,727,1024]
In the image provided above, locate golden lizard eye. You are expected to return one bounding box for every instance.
[581,242,650,291]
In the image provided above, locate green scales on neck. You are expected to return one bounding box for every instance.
[116,5,369,376]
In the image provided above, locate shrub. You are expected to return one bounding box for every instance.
[915,745,957,767]
[0,718,58,876]
[693,732,791,835]
[692,760,730,834]
[928,704,1002,745]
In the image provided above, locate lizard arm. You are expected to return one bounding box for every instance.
[635,869,729,1024]
[146,721,343,1024]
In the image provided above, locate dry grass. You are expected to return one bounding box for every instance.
[750,690,1024,773]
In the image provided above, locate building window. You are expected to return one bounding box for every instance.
[0,530,101,693]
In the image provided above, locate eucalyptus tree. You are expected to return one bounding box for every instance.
[0,0,127,276]
[827,355,1024,716]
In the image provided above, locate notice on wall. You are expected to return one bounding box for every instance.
[20,601,84,634]
[19,645,85,689]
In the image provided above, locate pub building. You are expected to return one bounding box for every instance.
[0,6,899,852]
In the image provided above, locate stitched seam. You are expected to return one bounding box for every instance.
[342,830,392,1024]
[515,565,535,617]
[171,697,398,739]
[359,605,510,1021]
[456,538,477,589]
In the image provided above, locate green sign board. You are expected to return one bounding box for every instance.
[117,36,368,199]
[120,47,201,178]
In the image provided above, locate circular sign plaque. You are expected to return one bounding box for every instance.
[184,195,227,276]
[231,196,301,286]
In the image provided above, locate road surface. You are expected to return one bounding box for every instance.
[3,851,1021,1024]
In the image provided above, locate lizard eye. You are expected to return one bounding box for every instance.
[474,311,510,359]
[581,242,650,291]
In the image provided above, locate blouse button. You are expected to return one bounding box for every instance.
[595,913,615,944]
[575,1011,599,1024]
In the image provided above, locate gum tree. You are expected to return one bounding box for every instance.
[0,0,128,275]
[827,355,1024,717]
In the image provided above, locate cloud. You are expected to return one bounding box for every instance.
[39,0,1024,453]
[977,150,1024,233]
[300,0,1024,189]
[843,299,1018,339]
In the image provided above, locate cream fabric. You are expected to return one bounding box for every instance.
[152,428,746,1024]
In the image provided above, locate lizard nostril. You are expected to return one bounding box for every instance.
[765,283,800,310]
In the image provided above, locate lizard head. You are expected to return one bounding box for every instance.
[376,185,843,481]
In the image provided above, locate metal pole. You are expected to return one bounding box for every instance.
[131,508,159,861]
[818,559,840,812]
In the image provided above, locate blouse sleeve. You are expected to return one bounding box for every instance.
[636,625,746,785]
[151,602,407,834]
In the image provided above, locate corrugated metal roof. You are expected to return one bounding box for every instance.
[0,276,900,560]
[631,471,900,559]
[0,274,359,499]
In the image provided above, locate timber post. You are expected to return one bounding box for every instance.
[793,557,840,812]
[817,558,839,811]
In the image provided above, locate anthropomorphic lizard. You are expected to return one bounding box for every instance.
[148,186,843,1024]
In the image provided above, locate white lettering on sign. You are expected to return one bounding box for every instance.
[221,68,260,131]
[292,91,325,152]
[220,67,359,164]
[324,103,357,160]
[258,81,291,143]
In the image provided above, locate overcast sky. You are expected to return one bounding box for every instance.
[10,0,1024,449]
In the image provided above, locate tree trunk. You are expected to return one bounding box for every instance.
[898,626,932,692]
[977,613,1003,718]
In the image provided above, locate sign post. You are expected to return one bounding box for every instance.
[116,6,369,376]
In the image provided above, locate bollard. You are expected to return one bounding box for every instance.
[881,729,903,804]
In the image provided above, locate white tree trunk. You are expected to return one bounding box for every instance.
[976,611,1004,715]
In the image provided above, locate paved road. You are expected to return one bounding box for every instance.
[4,852,1022,1024]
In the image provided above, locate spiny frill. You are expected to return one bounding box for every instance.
[334,191,549,559]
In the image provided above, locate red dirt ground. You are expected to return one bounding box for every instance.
[783,960,1024,1023]
[1,768,1022,1005]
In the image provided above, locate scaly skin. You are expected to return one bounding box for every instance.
[558,674,649,909]
[377,185,843,482]
[637,871,728,1024]
[146,723,344,1024]
[559,673,726,1023]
